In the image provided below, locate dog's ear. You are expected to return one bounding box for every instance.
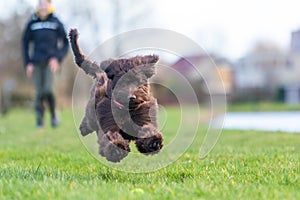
[141,55,159,78]
[144,54,159,65]
[100,59,115,79]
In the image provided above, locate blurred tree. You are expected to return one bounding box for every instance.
[55,0,153,55]
[110,0,154,55]
[0,2,33,112]
[0,4,31,86]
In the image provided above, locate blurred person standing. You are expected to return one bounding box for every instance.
[22,0,69,128]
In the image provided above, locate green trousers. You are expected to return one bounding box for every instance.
[33,63,56,120]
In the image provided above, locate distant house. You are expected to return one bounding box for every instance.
[291,29,300,53]
[284,85,300,105]
[286,29,300,104]
[215,58,234,96]
[235,43,288,89]
[233,42,295,101]
[165,54,233,102]
[175,55,234,93]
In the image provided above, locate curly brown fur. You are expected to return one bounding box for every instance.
[79,72,108,136]
[69,28,163,162]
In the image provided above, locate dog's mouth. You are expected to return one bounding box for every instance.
[111,97,146,111]
[130,99,150,111]
[129,98,144,109]
[111,85,150,110]
[112,99,127,110]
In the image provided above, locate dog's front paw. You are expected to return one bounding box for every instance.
[135,132,163,155]
[99,131,130,162]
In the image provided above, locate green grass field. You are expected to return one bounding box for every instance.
[0,108,299,199]
[227,101,300,112]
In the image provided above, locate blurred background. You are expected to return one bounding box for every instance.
[1,0,300,115]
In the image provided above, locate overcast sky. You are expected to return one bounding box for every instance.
[154,0,300,59]
[2,0,300,60]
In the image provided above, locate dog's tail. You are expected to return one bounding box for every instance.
[68,28,101,78]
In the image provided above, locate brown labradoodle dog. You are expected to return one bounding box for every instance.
[69,29,163,162]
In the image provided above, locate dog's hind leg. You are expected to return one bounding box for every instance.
[79,116,91,136]
[79,113,99,136]
[98,131,130,162]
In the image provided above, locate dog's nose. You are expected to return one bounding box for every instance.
[128,95,136,100]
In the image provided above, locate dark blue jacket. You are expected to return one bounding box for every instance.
[22,13,69,67]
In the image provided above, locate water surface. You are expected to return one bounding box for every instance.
[221,111,300,133]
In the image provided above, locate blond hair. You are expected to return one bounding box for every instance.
[38,0,52,4]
